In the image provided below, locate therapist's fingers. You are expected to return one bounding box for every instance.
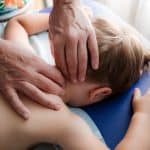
[16,81,62,110]
[2,85,30,120]
[30,72,65,96]
[53,40,68,77]
[78,39,88,82]
[88,30,99,70]
[66,37,78,82]
[38,64,65,88]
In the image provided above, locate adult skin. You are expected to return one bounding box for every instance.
[0,39,65,119]
[49,0,99,82]
[0,0,98,119]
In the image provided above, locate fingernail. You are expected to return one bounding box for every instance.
[47,101,62,110]
[79,77,85,82]
[23,112,30,120]
[93,63,99,70]
[54,103,62,110]
[60,90,65,96]
[72,79,77,83]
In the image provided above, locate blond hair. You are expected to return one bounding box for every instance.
[88,18,150,94]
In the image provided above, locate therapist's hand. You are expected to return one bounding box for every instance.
[49,1,99,82]
[0,40,65,119]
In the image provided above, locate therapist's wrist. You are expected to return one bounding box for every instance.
[53,0,80,8]
[51,0,83,27]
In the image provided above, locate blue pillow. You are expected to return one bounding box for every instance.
[83,72,150,149]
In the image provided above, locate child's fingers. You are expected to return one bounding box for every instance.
[146,88,150,95]
[133,88,141,100]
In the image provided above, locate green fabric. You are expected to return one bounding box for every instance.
[0,0,5,10]
[0,0,29,15]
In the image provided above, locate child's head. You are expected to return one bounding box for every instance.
[64,17,150,106]
[88,18,150,94]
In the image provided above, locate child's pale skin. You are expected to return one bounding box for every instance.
[2,14,150,149]
[0,94,107,150]
[0,88,150,150]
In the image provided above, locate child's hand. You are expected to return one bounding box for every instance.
[133,88,150,115]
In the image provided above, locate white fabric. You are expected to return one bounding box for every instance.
[97,0,150,41]
[30,32,55,65]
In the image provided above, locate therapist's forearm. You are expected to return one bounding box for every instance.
[115,113,150,150]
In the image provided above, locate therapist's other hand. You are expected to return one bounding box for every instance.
[0,40,65,119]
[49,1,99,82]
[133,88,150,115]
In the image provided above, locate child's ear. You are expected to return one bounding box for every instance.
[89,87,112,103]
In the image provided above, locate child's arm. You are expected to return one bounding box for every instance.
[115,89,150,150]
[4,14,49,51]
